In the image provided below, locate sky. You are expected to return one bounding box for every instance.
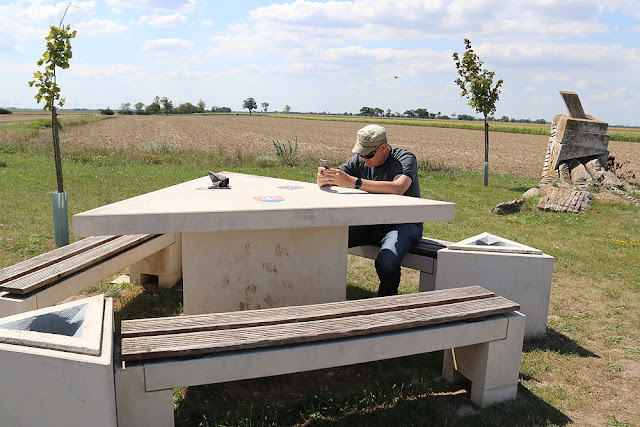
[1,0,640,126]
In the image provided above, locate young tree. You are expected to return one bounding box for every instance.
[359,106,372,117]
[119,102,131,114]
[134,102,145,114]
[28,5,76,246]
[160,97,173,114]
[261,102,269,113]
[243,97,257,115]
[146,102,160,115]
[453,39,503,186]
[284,105,291,114]
[414,108,429,119]
[197,99,206,113]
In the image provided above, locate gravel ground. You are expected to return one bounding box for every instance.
[61,114,639,183]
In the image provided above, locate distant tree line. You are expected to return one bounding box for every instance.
[101,96,546,124]
[360,106,448,120]
[357,106,546,123]
[107,96,232,116]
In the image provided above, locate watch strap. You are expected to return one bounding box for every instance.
[355,177,362,189]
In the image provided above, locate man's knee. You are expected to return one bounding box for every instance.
[375,248,401,274]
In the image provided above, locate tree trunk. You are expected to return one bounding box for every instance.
[484,117,489,186]
[52,106,64,193]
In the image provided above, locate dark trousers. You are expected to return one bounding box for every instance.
[348,223,423,296]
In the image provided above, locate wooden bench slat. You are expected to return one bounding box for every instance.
[351,238,452,262]
[121,286,494,338]
[0,235,119,286]
[120,296,519,361]
[0,234,155,294]
[409,238,451,258]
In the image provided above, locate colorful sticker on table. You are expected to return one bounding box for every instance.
[253,196,285,202]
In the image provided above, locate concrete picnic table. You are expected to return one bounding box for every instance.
[73,172,455,315]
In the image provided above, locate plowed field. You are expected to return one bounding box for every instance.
[61,114,639,182]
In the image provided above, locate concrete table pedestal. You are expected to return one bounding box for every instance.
[183,227,348,314]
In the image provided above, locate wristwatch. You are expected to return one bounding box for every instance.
[355,177,362,189]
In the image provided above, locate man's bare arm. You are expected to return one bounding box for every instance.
[358,174,411,195]
[319,169,411,195]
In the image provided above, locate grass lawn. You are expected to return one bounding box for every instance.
[0,139,639,425]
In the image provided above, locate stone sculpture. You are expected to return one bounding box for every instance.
[490,91,639,214]
[541,91,610,185]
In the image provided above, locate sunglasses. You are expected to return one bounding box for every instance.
[360,144,382,160]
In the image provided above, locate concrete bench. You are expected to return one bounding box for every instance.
[0,233,181,317]
[115,286,525,426]
[348,237,453,291]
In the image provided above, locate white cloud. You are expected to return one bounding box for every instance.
[590,87,640,100]
[200,19,213,27]
[532,74,572,84]
[106,0,195,13]
[601,0,640,17]
[307,46,454,76]
[17,2,70,24]
[143,38,194,54]
[75,19,127,36]
[69,63,146,80]
[477,41,640,73]
[0,16,46,49]
[203,0,621,77]
[244,0,610,42]
[16,1,97,25]
[0,1,98,48]
[138,13,188,27]
[532,96,553,103]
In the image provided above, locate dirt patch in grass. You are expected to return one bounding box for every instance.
[61,114,640,184]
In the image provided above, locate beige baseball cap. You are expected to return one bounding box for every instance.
[352,125,387,155]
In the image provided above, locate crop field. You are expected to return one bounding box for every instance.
[0,109,97,123]
[58,114,640,184]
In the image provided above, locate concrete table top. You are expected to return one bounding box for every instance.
[72,172,455,314]
[73,172,455,236]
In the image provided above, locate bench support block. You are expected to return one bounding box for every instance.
[129,234,182,289]
[115,364,174,427]
[442,311,525,408]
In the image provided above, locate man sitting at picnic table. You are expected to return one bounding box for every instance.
[317,124,422,296]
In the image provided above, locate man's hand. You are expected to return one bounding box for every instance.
[317,167,355,188]
[317,167,333,187]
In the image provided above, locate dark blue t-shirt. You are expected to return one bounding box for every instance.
[339,146,420,198]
